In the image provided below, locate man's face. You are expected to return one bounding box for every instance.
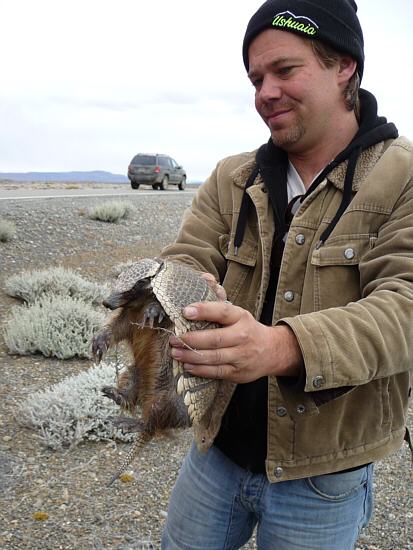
[248,29,345,154]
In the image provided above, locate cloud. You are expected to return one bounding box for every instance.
[0,0,412,177]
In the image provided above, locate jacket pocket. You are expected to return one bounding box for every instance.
[219,234,258,303]
[293,380,392,459]
[310,235,373,311]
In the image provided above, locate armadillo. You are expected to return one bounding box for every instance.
[92,258,232,486]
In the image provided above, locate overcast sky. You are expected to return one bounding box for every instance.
[1,0,412,181]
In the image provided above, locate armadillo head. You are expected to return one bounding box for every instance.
[103,258,164,310]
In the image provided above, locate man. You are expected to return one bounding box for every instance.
[161,1,413,548]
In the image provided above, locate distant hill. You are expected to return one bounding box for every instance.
[0,171,129,183]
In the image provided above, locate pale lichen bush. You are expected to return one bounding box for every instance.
[4,266,108,305]
[87,200,133,223]
[0,219,16,242]
[16,362,133,449]
[3,295,105,359]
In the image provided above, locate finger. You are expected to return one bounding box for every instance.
[171,343,237,365]
[183,301,243,326]
[170,326,240,352]
[169,334,183,347]
[214,284,227,302]
[200,273,227,301]
[183,363,235,380]
[200,273,218,290]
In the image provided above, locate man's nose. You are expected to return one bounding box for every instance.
[258,75,283,102]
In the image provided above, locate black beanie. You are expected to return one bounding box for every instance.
[243,0,364,79]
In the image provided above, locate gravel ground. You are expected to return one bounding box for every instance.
[0,185,412,550]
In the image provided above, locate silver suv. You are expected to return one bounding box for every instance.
[127,153,187,190]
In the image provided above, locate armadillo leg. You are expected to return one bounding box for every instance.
[111,415,145,433]
[107,430,153,487]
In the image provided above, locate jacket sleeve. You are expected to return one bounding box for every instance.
[160,163,230,282]
[281,172,413,393]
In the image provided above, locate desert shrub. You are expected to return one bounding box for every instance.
[16,362,133,449]
[4,266,108,305]
[3,295,105,359]
[87,200,133,223]
[0,219,16,242]
[64,183,80,189]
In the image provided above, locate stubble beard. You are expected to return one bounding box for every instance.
[270,119,306,150]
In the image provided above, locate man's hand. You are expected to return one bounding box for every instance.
[169,301,304,384]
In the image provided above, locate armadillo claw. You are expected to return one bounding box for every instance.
[102,386,129,407]
[91,329,111,363]
[142,301,166,328]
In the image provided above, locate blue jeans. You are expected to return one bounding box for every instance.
[162,443,373,549]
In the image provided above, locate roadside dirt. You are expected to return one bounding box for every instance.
[0,187,411,550]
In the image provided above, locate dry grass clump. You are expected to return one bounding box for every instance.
[0,219,16,242]
[16,362,133,449]
[4,266,108,305]
[87,200,133,223]
[3,295,105,359]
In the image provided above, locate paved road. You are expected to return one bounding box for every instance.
[0,187,197,201]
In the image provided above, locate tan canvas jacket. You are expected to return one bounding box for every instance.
[161,136,413,482]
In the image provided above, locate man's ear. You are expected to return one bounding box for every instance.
[337,56,358,84]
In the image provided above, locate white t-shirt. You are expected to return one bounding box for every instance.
[287,161,306,202]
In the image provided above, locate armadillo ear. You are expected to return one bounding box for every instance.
[102,292,125,310]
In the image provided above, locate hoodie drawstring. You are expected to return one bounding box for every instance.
[317,145,363,247]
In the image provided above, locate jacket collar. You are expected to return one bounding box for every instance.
[230,141,387,193]
[231,152,259,190]
[327,141,385,192]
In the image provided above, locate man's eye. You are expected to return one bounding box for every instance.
[279,66,294,76]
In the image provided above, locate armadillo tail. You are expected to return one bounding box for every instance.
[107,431,153,487]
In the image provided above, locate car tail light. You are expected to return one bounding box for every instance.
[154,166,160,173]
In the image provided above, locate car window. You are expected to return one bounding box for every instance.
[158,157,169,166]
[132,155,156,165]
[171,159,178,168]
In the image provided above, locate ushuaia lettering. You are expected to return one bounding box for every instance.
[272,14,317,36]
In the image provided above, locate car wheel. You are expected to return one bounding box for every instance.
[160,175,169,190]
[131,183,140,189]
[178,176,186,190]
[152,184,158,190]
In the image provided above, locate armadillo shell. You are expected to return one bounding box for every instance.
[115,258,162,294]
[151,260,221,427]
[151,261,217,329]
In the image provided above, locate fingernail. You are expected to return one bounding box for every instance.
[183,306,197,319]
[171,348,182,359]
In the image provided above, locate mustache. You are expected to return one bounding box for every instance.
[261,101,296,114]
